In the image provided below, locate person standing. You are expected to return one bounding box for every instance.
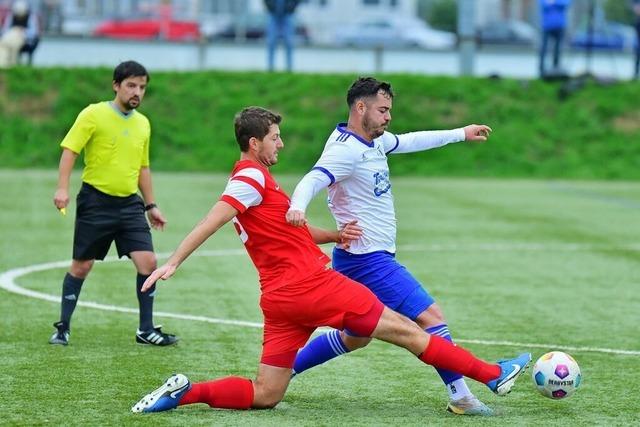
[130,106,530,414]
[0,0,39,67]
[264,0,301,72]
[538,0,572,78]
[49,60,177,347]
[285,77,495,416]
[632,0,640,79]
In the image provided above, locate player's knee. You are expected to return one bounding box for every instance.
[342,333,372,350]
[415,303,445,328]
[252,387,284,409]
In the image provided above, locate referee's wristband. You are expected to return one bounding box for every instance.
[144,203,157,211]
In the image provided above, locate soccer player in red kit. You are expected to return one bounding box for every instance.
[131,106,531,414]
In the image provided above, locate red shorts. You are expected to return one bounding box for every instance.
[259,267,384,368]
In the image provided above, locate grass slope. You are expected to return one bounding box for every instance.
[1,68,640,178]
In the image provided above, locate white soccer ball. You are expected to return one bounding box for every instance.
[532,351,581,399]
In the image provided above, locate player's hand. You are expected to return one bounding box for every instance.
[286,209,307,227]
[53,188,69,210]
[142,264,176,292]
[463,124,492,142]
[338,220,362,249]
[147,207,167,231]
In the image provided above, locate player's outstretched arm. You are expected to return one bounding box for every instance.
[141,201,239,292]
[463,124,492,142]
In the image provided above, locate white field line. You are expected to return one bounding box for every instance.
[1,246,639,356]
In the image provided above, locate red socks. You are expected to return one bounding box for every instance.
[179,376,254,409]
[419,335,501,384]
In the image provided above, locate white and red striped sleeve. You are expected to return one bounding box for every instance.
[220,167,265,213]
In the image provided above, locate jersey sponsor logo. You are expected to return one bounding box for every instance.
[373,171,391,197]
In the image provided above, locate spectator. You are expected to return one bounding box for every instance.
[0,0,39,67]
[538,0,572,78]
[264,0,301,72]
[633,0,640,79]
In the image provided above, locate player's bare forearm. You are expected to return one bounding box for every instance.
[307,224,340,245]
[308,220,362,246]
[143,202,238,292]
[165,201,239,268]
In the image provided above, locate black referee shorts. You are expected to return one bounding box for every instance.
[72,183,154,261]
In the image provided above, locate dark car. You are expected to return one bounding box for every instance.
[93,15,201,42]
[570,22,636,51]
[476,20,537,47]
[212,14,310,44]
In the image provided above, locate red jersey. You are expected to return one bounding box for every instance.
[220,160,331,292]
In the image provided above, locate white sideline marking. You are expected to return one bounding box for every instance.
[1,247,639,356]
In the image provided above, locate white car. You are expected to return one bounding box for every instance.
[334,18,456,50]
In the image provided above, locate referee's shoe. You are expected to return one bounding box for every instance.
[136,326,178,346]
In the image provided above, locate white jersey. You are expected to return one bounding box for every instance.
[290,123,465,254]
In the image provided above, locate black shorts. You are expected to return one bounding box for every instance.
[72,183,153,260]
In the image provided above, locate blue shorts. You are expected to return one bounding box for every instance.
[332,248,435,321]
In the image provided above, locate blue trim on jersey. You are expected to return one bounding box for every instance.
[336,132,349,142]
[332,247,434,320]
[312,166,335,185]
[385,134,400,154]
[336,123,374,147]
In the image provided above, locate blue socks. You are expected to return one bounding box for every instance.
[293,329,349,375]
[292,324,473,401]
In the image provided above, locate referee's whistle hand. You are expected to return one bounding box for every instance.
[53,188,69,210]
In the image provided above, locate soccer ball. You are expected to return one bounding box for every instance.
[532,351,581,399]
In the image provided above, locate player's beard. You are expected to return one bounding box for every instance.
[363,116,387,139]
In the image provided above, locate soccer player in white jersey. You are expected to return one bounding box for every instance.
[286,77,494,416]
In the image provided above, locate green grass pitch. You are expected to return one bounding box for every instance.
[1,169,639,426]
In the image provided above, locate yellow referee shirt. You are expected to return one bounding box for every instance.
[61,101,151,197]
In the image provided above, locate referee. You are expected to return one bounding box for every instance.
[50,60,177,346]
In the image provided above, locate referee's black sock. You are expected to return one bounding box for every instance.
[60,273,84,328]
[136,273,155,332]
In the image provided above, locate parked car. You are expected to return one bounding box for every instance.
[570,22,636,51]
[93,15,201,42]
[333,18,456,50]
[211,14,310,44]
[476,20,537,47]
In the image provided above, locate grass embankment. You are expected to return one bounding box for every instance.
[1,67,639,179]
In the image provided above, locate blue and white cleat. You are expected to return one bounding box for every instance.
[486,353,532,396]
[131,374,191,413]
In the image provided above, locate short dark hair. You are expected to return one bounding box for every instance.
[113,60,149,84]
[234,107,282,152]
[346,77,394,108]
